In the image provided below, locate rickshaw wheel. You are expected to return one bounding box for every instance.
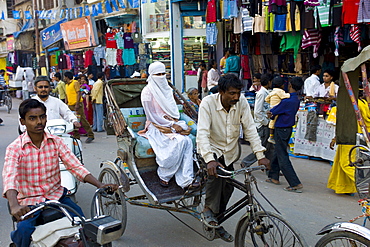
[96,167,127,235]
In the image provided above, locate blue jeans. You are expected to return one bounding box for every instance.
[93,103,104,132]
[11,188,84,247]
[268,127,301,187]
[241,125,275,167]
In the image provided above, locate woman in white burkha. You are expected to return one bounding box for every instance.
[139,62,195,189]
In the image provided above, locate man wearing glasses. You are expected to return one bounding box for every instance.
[20,76,81,133]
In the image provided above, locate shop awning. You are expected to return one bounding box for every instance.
[13,20,35,39]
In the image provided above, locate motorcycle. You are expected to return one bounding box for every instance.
[45,119,83,201]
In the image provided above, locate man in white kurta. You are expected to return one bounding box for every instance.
[140,62,194,189]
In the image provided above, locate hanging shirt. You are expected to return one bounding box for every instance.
[84,49,94,68]
[357,0,370,23]
[124,33,134,49]
[94,46,106,66]
[280,32,302,60]
[105,32,117,49]
[342,0,360,24]
[115,31,125,49]
[206,0,217,23]
[301,29,321,58]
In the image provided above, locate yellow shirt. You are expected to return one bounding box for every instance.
[196,93,265,165]
[91,79,103,104]
[65,80,82,106]
[52,80,66,100]
[358,99,370,133]
[220,57,226,69]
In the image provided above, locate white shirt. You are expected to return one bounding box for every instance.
[88,79,95,86]
[197,93,266,165]
[207,68,220,89]
[254,86,270,128]
[304,74,321,97]
[313,83,339,98]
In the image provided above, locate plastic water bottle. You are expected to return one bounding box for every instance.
[123,162,130,179]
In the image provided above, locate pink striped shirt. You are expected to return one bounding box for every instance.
[2,132,90,205]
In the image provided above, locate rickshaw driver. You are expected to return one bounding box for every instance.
[2,99,118,247]
[197,73,270,242]
[139,61,198,189]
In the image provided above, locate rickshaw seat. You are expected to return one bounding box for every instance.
[120,107,197,159]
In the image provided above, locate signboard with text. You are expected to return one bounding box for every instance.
[60,16,99,50]
[40,19,67,48]
[6,36,14,51]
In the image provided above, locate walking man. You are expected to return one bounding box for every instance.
[241,74,275,167]
[91,72,104,132]
[267,77,304,192]
[64,71,95,143]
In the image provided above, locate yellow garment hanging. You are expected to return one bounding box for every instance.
[329,81,336,97]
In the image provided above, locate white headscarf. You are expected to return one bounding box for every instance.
[147,62,180,119]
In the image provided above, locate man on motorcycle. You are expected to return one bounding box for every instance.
[3,99,117,247]
[19,75,81,133]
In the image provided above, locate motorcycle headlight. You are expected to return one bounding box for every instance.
[48,125,66,135]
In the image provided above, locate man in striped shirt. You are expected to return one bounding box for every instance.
[2,99,117,247]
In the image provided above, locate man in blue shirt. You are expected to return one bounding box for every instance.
[0,69,5,101]
[224,49,240,76]
[267,77,304,193]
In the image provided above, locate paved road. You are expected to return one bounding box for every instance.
[0,98,362,247]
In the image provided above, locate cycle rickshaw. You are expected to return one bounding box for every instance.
[96,78,307,246]
[0,86,12,113]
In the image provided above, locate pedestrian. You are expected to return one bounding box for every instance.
[207,59,220,96]
[64,71,95,143]
[313,69,339,99]
[0,69,6,101]
[265,77,291,144]
[242,74,275,167]
[87,72,95,86]
[224,48,240,76]
[304,65,321,100]
[51,72,66,103]
[198,63,207,98]
[266,77,304,193]
[197,73,269,241]
[186,87,201,113]
[219,48,229,73]
[21,75,29,100]
[3,98,117,247]
[91,72,105,132]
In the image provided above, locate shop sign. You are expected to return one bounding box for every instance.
[60,16,99,50]
[6,36,14,51]
[40,19,67,48]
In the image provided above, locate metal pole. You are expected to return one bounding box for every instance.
[33,0,41,76]
[361,64,370,108]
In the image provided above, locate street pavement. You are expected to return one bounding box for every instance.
[0,97,363,247]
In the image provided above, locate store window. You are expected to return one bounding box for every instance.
[183,36,208,69]
[150,37,171,73]
[143,0,169,33]
[183,16,206,29]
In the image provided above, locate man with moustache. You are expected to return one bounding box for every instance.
[196,73,269,242]
[19,76,80,133]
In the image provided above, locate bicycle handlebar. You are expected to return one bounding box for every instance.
[216,165,266,178]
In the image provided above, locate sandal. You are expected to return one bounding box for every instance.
[215,226,234,242]
[159,179,169,187]
[184,181,200,191]
[265,178,280,185]
[283,186,302,193]
[201,210,220,228]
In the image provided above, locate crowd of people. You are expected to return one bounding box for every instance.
[1,55,366,244]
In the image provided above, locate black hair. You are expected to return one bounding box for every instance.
[323,69,335,79]
[272,77,285,88]
[218,73,243,92]
[310,65,322,75]
[97,72,105,79]
[208,59,216,70]
[260,74,271,87]
[34,75,51,86]
[64,71,74,80]
[0,69,5,73]
[290,77,304,91]
[19,99,46,120]
[229,48,236,55]
[200,63,206,69]
[253,73,261,80]
[54,72,61,80]
[223,48,229,55]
